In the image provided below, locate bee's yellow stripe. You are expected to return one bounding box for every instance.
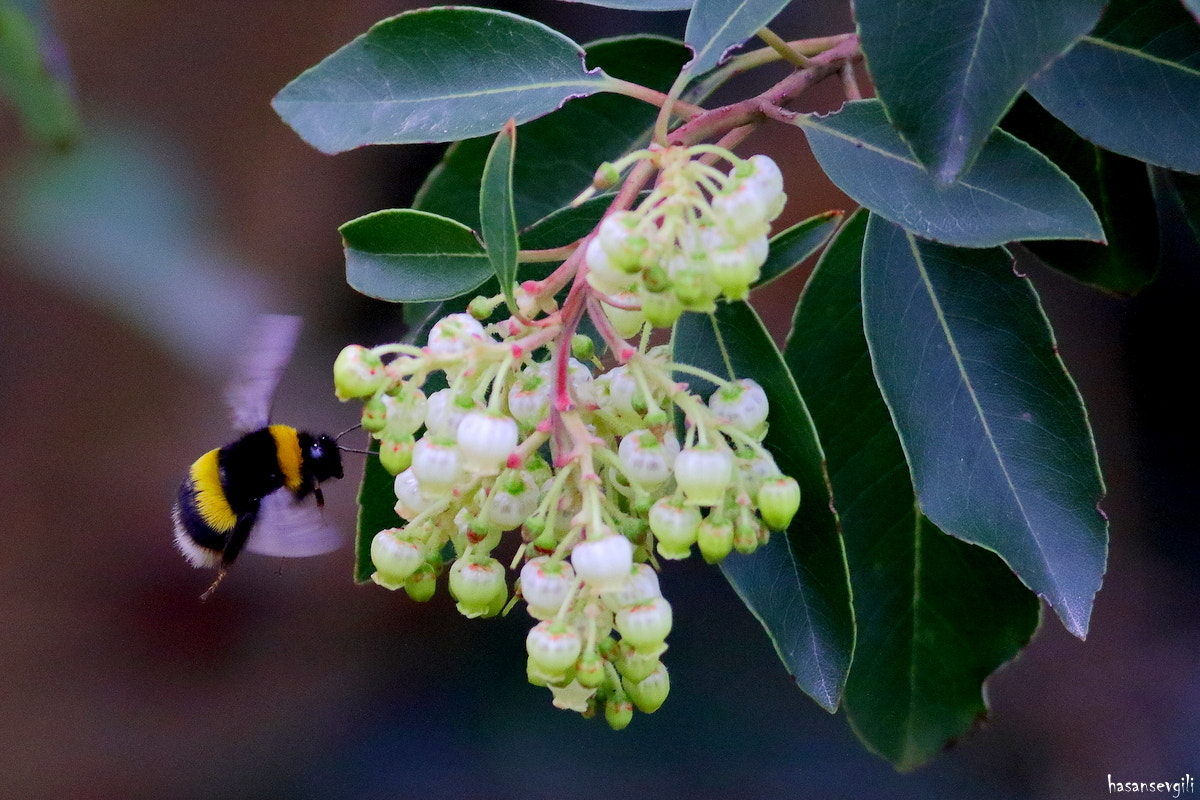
[269,424,304,492]
[190,449,237,532]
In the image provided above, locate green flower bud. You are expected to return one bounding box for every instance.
[526,620,584,675]
[449,557,507,618]
[571,334,596,362]
[360,396,388,433]
[733,518,760,554]
[403,562,438,602]
[370,528,423,589]
[696,515,735,564]
[614,642,660,682]
[641,289,683,329]
[616,596,673,651]
[649,497,701,560]
[575,648,606,688]
[605,689,635,730]
[333,344,386,401]
[757,475,801,530]
[623,662,670,714]
[377,433,415,476]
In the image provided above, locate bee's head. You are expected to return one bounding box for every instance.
[307,433,344,482]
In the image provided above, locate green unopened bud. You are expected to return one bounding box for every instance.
[709,246,757,300]
[642,265,670,293]
[370,528,423,589]
[616,596,673,651]
[467,295,496,320]
[403,562,438,602]
[575,649,606,688]
[616,646,661,683]
[449,557,507,618]
[333,344,386,400]
[623,662,670,713]
[696,515,735,564]
[605,688,634,730]
[733,518,760,554]
[377,433,415,475]
[571,334,596,361]
[757,476,801,530]
[593,161,620,189]
[360,396,388,433]
[649,497,701,560]
[527,620,584,675]
[642,289,683,329]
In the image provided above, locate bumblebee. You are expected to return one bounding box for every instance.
[173,315,343,597]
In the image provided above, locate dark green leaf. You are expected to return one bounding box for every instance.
[272,7,615,154]
[855,0,1104,182]
[683,0,791,76]
[557,0,692,7]
[1028,0,1200,174]
[414,35,690,228]
[480,121,520,310]
[1168,170,1200,244]
[1003,94,1159,296]
[341,210,490,302]
[674,303,854,712]
[0,0,79,148]
[520,192,646,250]
[354,441,405,583]
[861,215,1108,638]
[754,210,844,288]
[801,100,1104,247]
[788,210,1040,769]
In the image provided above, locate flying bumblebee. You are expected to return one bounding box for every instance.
[173,315,344,598]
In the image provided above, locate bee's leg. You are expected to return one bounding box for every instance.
[313,485,325,508]
[200,569,227,602]
[219,505,261,570]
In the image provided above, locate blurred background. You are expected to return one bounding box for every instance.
[1,2,1197,798]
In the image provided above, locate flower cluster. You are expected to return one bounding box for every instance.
[586,148,785,334]
[332,147,799,728]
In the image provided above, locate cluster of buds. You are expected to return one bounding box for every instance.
[331,146,799,728]
[586,148,785,334]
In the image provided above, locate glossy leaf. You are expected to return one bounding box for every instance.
[1169,170,1200,245]
[273,7,615,154]
[343,198,631,303]
[683,0,790,76]
[1003,94,1159,296]
[801,100,1104,247]
[341,210,489,302]
[861,215,1108,638]
[354,441,405,584]
[754,210,844,288]
[788,210,1040,769]
[0,0,79,147]
[555,0,692,8]
[480,121,520,311]
[674,303,854,712]
[1028,0,1200,175]
[855,0,1104,183]
[414,36,690,228]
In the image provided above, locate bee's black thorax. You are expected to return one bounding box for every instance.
[218,427,287,512]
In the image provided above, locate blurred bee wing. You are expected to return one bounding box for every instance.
[243,489,342,558]
[225,314,304,433]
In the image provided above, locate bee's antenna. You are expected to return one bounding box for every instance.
[332,423,374,455]
[334,423,362,442]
